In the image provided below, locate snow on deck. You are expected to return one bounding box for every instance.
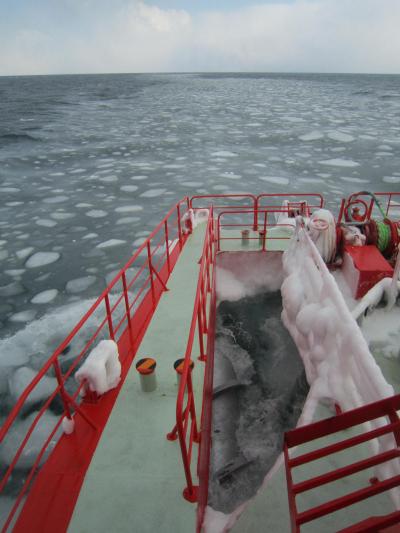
[69,225,207,533]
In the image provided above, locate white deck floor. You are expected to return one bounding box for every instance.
[70,227,398,533]
[69,225,206,533]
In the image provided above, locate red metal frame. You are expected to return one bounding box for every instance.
[167,207,217,503]
[216,208,295,251]
[337,191,400,224]
[196,256,217,532]
[257,193,324,212]
[284,394,400,532]
[0,197,190,533]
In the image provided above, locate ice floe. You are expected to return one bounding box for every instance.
[120,185,138,192]
[96,239,126,249]
[86,210,108,218]
[25,252,60,268]
[319,158,360,167]
[31,289,58,304]
[115,205,143,213]
[43,196,69,204]
[66,276,97,293]
[258,176,289,185]
[140,188,167,198]
[298,131,324,141]
[327,131,355,142]
[16,247,34,260]
[36,219,57,227]
[9,310,37,323]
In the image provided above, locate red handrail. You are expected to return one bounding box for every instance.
[337,191,400,224]
[0,196,190,531]
[217,208,296,251]
[167,207,217,502]
[284,394,400,532]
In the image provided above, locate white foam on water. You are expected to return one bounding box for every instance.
[96,239,126,249]
[115,205,143,213]
[298,131,324,141]
[328,131,355,142]
[36,219,57,227]
[86,210,108,218]
[9,310,38,323]
[120,185,138,192]
[43,196,69,204]
[31,289,58,304]
[25,252,60,268]
[319,158,360,167]
[211,151,238,157]
[259,176,289,185]
[140,188,167,198]
[66,276,97,293]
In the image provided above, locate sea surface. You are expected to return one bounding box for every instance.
[1,72,400,339]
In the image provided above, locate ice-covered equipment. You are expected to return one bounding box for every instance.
[306,208,337,263]
[75,339,121,396]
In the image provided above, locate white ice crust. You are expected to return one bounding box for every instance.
[281,227,399,505]
[75,339,121,395]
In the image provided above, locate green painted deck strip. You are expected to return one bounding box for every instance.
[69,226,206,533]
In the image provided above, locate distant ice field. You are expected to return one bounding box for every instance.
[0,72,400,339]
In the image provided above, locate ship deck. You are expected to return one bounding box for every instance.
[69,227,399,533]
[69,224,207,533]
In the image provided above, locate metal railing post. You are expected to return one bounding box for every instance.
[121,272,134,351]
[164,220,171,273]
[104,294,115,340]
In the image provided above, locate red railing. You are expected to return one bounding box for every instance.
[0,197,190,532]
[257,193,324,212]
[284,394,400,532]
[337,191,400,224]
[196,255,217,531]
[217,208,296,251]
[190,194,258,229]
[167,207,217,503]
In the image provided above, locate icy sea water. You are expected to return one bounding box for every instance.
[1,72,400,338]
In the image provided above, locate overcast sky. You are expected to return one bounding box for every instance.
[1,0,399,76]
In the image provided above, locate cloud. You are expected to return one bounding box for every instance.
[1,0,400,75]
